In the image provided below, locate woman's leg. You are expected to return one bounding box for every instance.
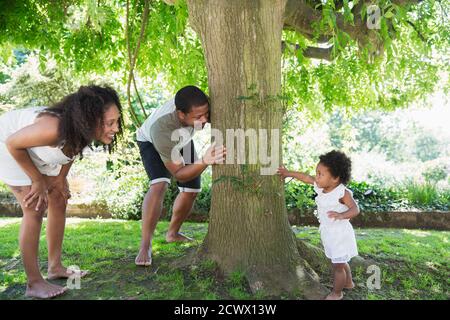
[46,185,67,278]
[325,263,346,300]
[8,185,66,298]
[45,184,87,279]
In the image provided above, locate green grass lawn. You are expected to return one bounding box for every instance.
[0,217,448,300]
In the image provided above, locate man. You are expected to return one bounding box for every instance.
[135,85,225,266]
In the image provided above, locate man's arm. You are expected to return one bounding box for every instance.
[164,143,226,183]
[164,161,208,184]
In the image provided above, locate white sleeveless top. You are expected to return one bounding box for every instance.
[0,107,75,186]
[313,182,358,263]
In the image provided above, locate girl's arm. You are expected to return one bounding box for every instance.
[277,166,315,185]
[327,190,360,220]
[5,116,60,210]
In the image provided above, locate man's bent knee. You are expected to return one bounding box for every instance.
[180,192,198,199]
[149,182,168,196]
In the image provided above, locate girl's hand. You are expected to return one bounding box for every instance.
[23,179,49,212]
[276,166,291,180]
[327,211,342,220]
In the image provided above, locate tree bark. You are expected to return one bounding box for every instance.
[187,0,325,298]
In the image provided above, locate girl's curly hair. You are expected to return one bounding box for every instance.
[319,150,352,185]
[39,85,124,158]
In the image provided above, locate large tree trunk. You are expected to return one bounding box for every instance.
[187,0,326,298]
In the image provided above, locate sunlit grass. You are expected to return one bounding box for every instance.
[0,218,448,300]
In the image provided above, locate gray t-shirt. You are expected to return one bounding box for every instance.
[136,98,197,164]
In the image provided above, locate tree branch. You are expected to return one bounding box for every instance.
[282,41,334,61]
[284,0,422,59]
[406,20,427,42]
[303,45,334,60]
[125,0,140,127]
[125,0,150,127]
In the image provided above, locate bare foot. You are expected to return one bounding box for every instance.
[344,281,355,289]
[166,232,193,243]
[325,291,344,300]
[25,280,67,299]
[47,266,89,280]
[135,246,152,267]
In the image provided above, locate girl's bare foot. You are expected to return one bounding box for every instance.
[47,266,89,280]
[25,280,67,299]
[325,291,344,300]
[135,246,152,266]
[166,232,193,243]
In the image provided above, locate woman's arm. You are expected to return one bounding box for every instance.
[277,167,315,185]
[327,190,360,220]
[45,161,74,201]
[58,161,74,179]
[5,116,60,210]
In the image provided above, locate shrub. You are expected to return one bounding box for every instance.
[422,160,448,184]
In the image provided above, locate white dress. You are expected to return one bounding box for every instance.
[313,182,358,263]
[0,107,75,186]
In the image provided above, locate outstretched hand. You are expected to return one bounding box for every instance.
[276,166,291,180]
[203,142,227,165]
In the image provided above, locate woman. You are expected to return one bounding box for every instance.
[0,85,123,298]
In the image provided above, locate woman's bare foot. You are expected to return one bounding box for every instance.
[166,232,193,243]
[25,280,67,299]
[135,246,152,266]
[47,266,89,280]
[344,281,355,289]
[325,291,344,300]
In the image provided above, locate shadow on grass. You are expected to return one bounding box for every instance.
[1,219,448,300]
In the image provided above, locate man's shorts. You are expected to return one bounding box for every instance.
[137,140,201,193]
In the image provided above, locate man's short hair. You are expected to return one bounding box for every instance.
[175,85,209,114]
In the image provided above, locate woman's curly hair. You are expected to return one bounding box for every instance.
[319,150,352,185]
[39,85,124,158]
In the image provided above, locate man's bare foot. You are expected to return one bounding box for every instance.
[344,281,355,289]
[325,291,344,300]
[47,266,89,280]
[166,232,193,243]
[135,246,152,266]
[25,280,67,299]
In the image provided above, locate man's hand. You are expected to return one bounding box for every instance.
[202,142,226,165]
